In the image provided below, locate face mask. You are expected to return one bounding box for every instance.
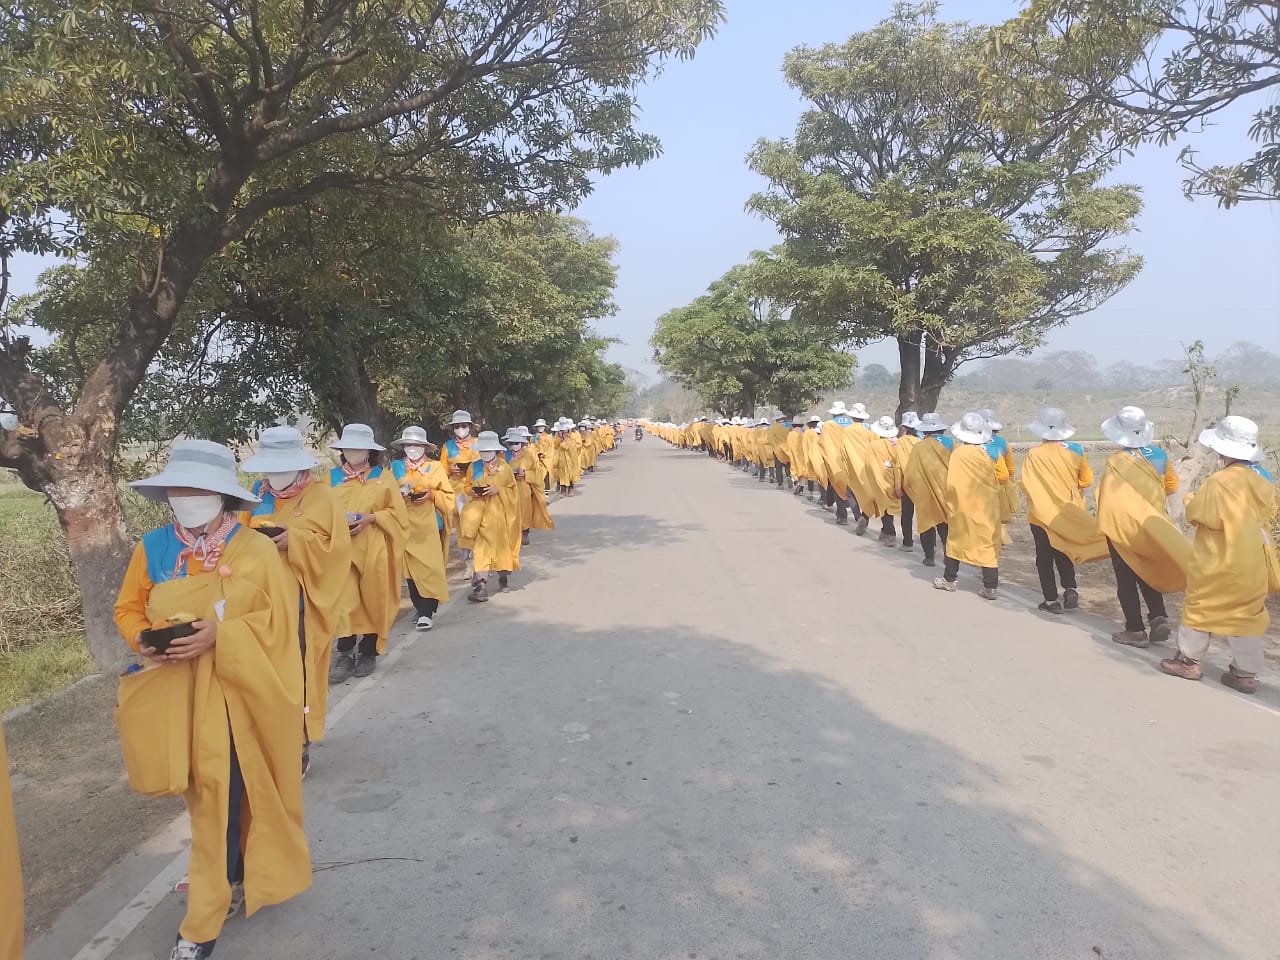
[454,426,470,439]
[535,427,546,433]
[480,451,497,462]
[169,494,224,530]
[403,445,426,460]
[266,471,299,491]
[509,444,524,453]
[344,449,370,466]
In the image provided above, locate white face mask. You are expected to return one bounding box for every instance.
[480,451,497,462]
[509,444,524,453]
[403,445,426,460]
[266,471,299,491]
[344,449,370,466]
[454,426,470,439]
[535,427,546,433]
[169,494,224,530]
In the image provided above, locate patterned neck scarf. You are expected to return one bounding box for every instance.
[269,473,311,500]
[341,461,372,483]
[404,456,428,472]
[174,511,237,577]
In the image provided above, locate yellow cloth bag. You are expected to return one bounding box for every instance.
[115,662,194,797]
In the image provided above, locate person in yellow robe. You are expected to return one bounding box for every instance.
[1162,417,1280,694]
[1096,406,1188,648]
[115,440,310,960]
[800,415,826,501]
[861,416,905,545]
[459,431,521,601]
[903,412,953,567]
[1,727,21,960]
[786,418,808,495]
[506,427,555,545]
[753,419,775,483]
[556,419,584,495]
[767,413,792,489]
[935,413,1009,599]
[894,413,922,551]
[389,425,452,632]
[820,402,854,523]
[440,409,480,513]
[532,419,556,492]
[327,424,408,681]
[242,426,353,775]
[1018,407,1108,615]
[579,419,601,472]
[981,409,1019,527]
[839,403,876,534]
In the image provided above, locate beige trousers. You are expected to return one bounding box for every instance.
[1177,625,1266,676]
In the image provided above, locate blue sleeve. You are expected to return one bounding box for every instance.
[1065,441,1084,457]
[391,460,407,481]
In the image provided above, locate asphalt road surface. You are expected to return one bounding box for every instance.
[31,440,1280,960]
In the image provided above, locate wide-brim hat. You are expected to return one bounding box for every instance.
[1028,408,1075,442]
[1101,406,1154,448]
[773,412,787,421]
[474,431,505,452]
[449,409,474,426]
[979,408,1003,431]
[870,416,898,439]
[901,411,920,428]
[917,412,947,433]
[502,428,525,444]
[390,425,438,450]
[533,419,548,428]
[828,401,849,416]
[849,402,869,420]
[1199,416,1264,462]
[131,439,259,507]
[242,426,320,473]
[330,423,385,451]
[807,415,822,425]
[951,412,992,445]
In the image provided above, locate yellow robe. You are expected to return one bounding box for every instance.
[768,423,791,466]
[756,428,776,467]
[0,728,21,960]
[903,436,952,534]
[893,434,920,495]
[534,432,558,486]
[440,436,479,501]
[861,436,902,518]
[820,421,850,498]
[511,446,555,532]
[1096,451,1191,594]
[396,458,452,606]
[787,429,808,479]
[330,466,408,654]
[1182,464,1280,637]
[1019,442,1109,564]
[114,527,310,944]
[945,444,1009,568]
[559,433,584,485]
[243,478,353,743]
[802,430,828,487]
[990,436,1019,522]
[841,423,876,508]
[459,459,521,572]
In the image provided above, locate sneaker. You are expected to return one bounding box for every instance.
[1112,630,1149,648]
[835,517,849,526]
[1148,616,1172,644]
[498,573,510,592]
[226,881,246,919]
[302,745,311,780]
[854,516,870,536]
[922,556,936,567]
[900,543,914,552]
[1062,588,1080,610]
[933,578,957,592]
[468,582,489,603]
[521,530,530,546]
[1220,664,1259,695]
[878,532,896,547]
[416,615,433,631]
[978,587,998,601]
[170,938,206,960]
[328,651,356,685]
[353,654,377,678]
[1160,655,1202,681]
[1038,600,1065,615]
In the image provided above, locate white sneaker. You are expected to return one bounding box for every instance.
[170,939,204,960]
[416,615,433,631]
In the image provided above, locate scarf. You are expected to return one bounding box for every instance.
[269,473,312,500]
[174,511,238,577]
[341,461,372,483]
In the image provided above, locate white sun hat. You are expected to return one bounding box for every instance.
[828,401,849,416]
[518,426,533,439]
[242,426,320,473]
[131,439,260,507]
[917,412,947,433]
[1028,407,1076,442]
[449,409,474,426]
[901,411,920,428]
[807,415,822,425]
[951,412,992,445]
[849,402,869,420]
[870,416,898,439]
[502,427,525,444]
[773,411,787,421]
[533,418,548,428]
[330,423,386,451]
[979,408,1003,432]
[1199,416,1264,462]
[1101,406,1154,448]
[474,430,505,452]
[390,425,437,449]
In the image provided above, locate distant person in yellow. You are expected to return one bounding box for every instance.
[840,402,875,535]
[894,413,922,551]
[532,419,556,491]
[903,412,953,567]
[787,417,808,496]
[242,426,352,776]
[935,412,1009,599]
[801,415,826,501]
[1096,406,1188,648]
[440,409,480,512]
[327,424,408,682]
[768,413,792,489]
[459,431,521,602]
[821,402,855,525]
[754,418,775,483]
[1,727,22,960]
[556,419,583,495]
[580,419,601,472]
[114,440,309,960]
[506,427,554,546]
[1018,407,1108,616]
[389,425,452,632]
[981,408,1018,527]
[862,415,904,544]
[1162,417,1280,694]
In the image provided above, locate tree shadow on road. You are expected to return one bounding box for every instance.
[531,512,702,571]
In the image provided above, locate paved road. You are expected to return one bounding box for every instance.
[33,440,1280,959]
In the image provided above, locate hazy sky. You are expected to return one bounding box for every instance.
[7,0,1279,383]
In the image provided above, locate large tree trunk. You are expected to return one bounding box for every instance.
[919,343,953,416]
[896,333,923,420]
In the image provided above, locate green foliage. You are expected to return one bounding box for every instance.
[747,5,1142,414]
[651,264,855,416]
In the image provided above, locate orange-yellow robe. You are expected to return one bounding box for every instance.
[440,436,479,502]
[819,420,850,498]
[802,429,828,488]
[861,436,902,518]
[1019,441,1109,564]
[1,728,21,960]
[459,458,521,573]
[329,465,408,654]
[511,445,555,533]
[394,458,453,606]
[841,422,876,508]
[1096,448,1190,594]
[903,436,953,534]
[945,444,1010,568]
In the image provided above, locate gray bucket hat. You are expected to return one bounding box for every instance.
[474,430,505,452]
[391,425,437,449]
[330,423,385,451]
[242,426,320,473]
[449,409,474,426]
[131,439,259,507]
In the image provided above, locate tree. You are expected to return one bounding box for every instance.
[0,0,722,667]
[651,265,855,416]
[987,0,1280,204]
[859,363,896,391]
[746,5,1142,418]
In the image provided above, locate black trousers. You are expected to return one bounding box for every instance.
[944,555,998,588]
[1108,538,1167,632]
[1030,523,1076,601]
[407,578,440,618]
[824,486,849,520]
[776,462,789,487]
[920,522,949,560]
[337,634,377,657]
[197,736,246,954]
[900,495,915,546]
